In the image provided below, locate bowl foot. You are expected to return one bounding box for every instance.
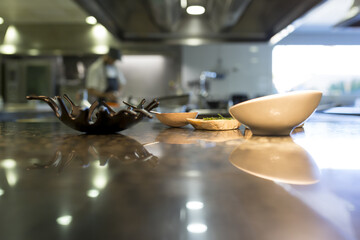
[250,127,294,136]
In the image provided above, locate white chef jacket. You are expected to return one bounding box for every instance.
[86,57,126,94]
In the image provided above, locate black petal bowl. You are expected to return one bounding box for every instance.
[26,94,159,134]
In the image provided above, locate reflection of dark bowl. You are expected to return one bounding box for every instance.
[27,134,159,172]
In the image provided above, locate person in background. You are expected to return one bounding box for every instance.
[86,47,126,103]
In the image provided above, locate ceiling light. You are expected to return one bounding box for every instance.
[56,215,72,226]
[181,0,187,8]
[6,172,18,186]
[86,16,97,25]
[92,45,109,54]
[184,38,204,46]
[28,49,40,56]
[186,201,204,210]
[92,24,107,39]
[187,223,208,233]
[93,175,107,189]
[1,159,16,169]
[87,189,100,198]
[4,26,18,43]
[0,17,4,25]
[186,5,205,15]
[270,24,296,45]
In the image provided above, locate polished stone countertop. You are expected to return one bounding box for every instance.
[0,113,359,240]
[0,103,54,121]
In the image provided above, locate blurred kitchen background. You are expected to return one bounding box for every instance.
[1,0,360,120]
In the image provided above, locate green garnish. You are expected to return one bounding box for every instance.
[203,114,233,120]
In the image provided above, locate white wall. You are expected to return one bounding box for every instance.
[118,54,181,100]
[181,43,274,102]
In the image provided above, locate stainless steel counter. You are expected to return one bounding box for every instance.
[0,113,359,240]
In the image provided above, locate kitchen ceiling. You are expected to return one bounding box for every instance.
[1,0,358,46]
[292,0,357,31]
[73,0,324,43]
[0,0,88,24]
[336,0,360,27]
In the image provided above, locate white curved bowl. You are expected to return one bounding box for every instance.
[229,90,322,136]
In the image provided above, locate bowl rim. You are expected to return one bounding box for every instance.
[186,118,239,122]
[229,90,322,110]
[155,111,198,116]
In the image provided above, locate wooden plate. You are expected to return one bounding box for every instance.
[186,118,240,131]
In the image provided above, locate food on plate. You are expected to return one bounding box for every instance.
[202,114,233,121]
[186,115,240,131]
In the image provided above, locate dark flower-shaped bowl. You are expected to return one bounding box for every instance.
[26,94,159,134]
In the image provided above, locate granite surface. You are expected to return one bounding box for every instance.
[0,113,359,240]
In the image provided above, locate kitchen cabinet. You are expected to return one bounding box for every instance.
[3,58,57,103]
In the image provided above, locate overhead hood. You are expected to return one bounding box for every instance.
[74,0,324,43]
[335,0,360,27]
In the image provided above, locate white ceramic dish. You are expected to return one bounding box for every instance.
[229,90,322,136]
[155,112,198,127]
[186,118,240,131]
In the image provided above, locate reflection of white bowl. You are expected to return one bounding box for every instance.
[229,90,322,136]
[229,137,320,185]
[155,112,198,127]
